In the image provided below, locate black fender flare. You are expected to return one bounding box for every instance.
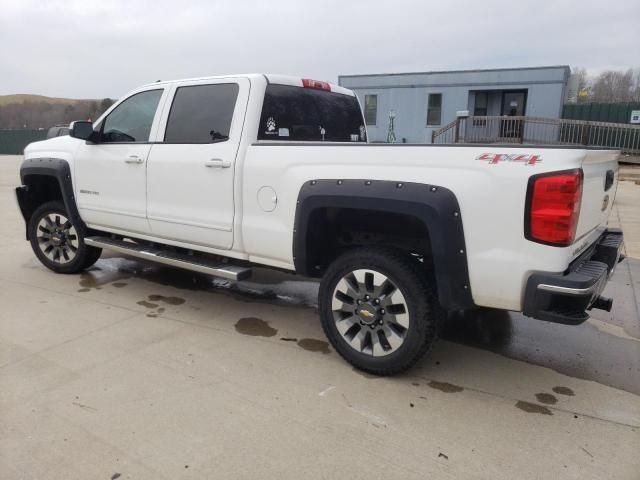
[17,157,86,239]
[293,179,474,310]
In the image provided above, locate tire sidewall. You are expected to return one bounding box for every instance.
[28,201,91,274]
[319,249,436,373]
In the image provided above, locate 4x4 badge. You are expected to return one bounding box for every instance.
[476,153,542,166]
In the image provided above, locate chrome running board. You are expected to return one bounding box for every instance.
[85,236,252,281]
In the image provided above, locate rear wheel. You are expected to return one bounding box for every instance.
[319,247,442,375]
[28,201,101,274]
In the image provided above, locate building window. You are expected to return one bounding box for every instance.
[426,93,442,126]
[364,95,377,126]
[473,91,488,126]
[474,92,488,116]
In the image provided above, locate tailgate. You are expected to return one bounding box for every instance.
[574,150,619,252]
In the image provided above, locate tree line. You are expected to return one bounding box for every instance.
[572,68,640,103]
[0,97,115,130]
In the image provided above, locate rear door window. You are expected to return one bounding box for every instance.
[258,84,367,142]
[164,83,239,143]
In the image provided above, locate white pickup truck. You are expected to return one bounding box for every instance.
[16,74,624,375]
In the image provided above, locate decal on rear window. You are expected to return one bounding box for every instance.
[264,117,277,136]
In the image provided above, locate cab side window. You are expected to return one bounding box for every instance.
[101,89,163,143]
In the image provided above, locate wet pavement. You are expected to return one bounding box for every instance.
[1,155,639,480]
[76,253,640,396]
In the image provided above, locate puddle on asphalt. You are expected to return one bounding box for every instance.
[137,300,158,309]
[148,294,185,305]
[297,338,330,354]
[515,400,553,415]
[428,380,464,393]
[552,386,575,396]
[78,266,131,291]
[135,296,170,319]
[235,317,278,337]
[441,308,640,396]
[535,393,558,405]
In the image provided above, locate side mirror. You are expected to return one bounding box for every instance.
[69,121,96,141]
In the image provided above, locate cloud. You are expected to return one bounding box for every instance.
[0,0,637,98]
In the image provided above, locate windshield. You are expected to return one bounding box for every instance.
[258,84,367,142]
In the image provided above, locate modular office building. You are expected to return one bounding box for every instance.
[338,65,572,143]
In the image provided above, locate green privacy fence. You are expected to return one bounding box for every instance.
[562,102,640,125]
[0,129,47,155]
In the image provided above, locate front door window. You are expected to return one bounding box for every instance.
[101,90,163,143]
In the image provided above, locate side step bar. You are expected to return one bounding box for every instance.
[85,236,252,281]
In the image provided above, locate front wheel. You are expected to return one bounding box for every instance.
[28,201,102,274]
[318,247,442,375]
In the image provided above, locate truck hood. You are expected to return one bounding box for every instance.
[24,135,82,159]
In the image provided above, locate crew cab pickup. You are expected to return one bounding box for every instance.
[15,74,625,375]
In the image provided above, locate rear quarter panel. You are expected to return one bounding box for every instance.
[240,144,596,310]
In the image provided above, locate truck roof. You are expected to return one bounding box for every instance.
[141,74,354,96]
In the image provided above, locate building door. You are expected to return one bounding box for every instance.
[500,90,527,139]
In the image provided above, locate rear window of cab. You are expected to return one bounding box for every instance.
[258,84,367,142]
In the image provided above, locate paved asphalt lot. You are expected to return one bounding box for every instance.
[1,155,639,479]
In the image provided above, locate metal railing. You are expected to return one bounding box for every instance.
[432,116,640,155]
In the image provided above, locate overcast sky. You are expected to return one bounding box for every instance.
[0,0,638,99]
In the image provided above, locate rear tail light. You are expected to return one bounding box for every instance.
[302,78,331,91]
[525,169,583,246]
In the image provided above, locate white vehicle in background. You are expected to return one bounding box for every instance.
[16,74,624,375]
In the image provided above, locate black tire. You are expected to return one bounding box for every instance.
[319,246,442,375]
[28,200,102,274]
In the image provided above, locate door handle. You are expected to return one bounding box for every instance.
[205,158,231,168]
[125,155,144,164]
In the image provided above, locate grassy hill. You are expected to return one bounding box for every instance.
[0,94,97,106]
[0,94,114,129]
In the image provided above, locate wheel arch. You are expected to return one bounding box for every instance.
[293,179,474,310]
[17,157,85,240]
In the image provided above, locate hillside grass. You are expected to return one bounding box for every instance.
[0,94,95,105]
